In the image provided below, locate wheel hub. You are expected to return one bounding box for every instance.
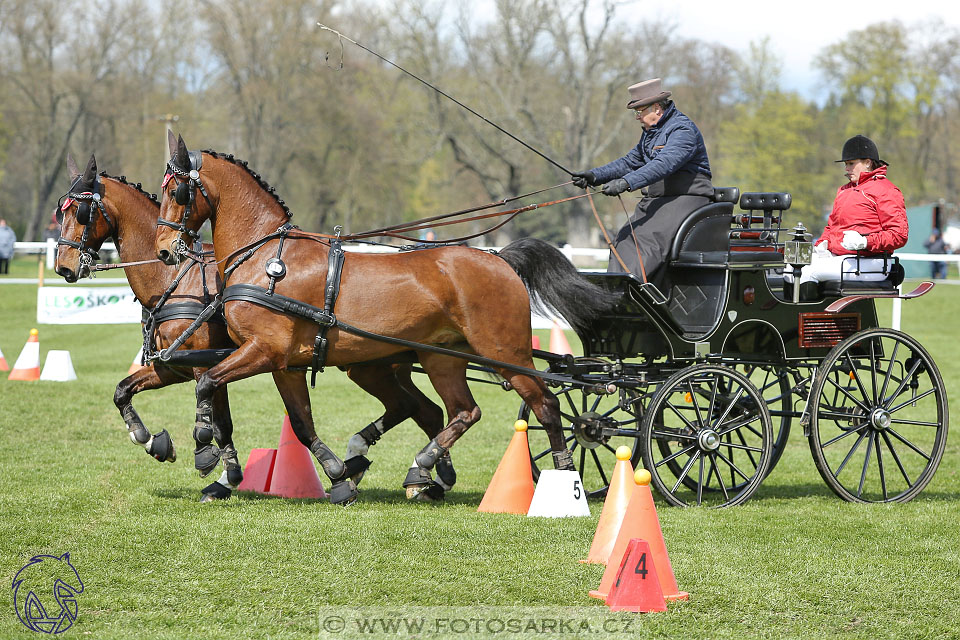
[698,429,721,452]
[870,407,892,430]
[572,412,609,449]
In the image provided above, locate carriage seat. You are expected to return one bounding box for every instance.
[668,187,739,266]
[820,256,905,297]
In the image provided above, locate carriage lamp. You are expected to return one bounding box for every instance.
[784,223,813,303]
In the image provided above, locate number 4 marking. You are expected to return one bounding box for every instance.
[634,552,648,579]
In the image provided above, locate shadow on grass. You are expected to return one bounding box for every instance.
[149,486,488,506]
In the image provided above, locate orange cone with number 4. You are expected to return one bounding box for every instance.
[477,420,536,514]
[582,445,636,564]
[590,468,688,602]
[8,329,41,381]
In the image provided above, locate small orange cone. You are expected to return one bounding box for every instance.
[0,343,9,371]
[605,539,667,612]
[477,420,536,514]
[590,468,688,602]
[237,448,277,494]
[266,414,328,499]
[549,322,573,356]
[582,445,636,564]
[8,329,41,381]
[128,346,145,375]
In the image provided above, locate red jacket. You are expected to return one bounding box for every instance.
[819,166,908,255]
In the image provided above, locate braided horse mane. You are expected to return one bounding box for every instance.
[201,150,293,219]
[100,172,159,207]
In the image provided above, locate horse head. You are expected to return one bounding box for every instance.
[55,154,117,282]
[156,131,217,265]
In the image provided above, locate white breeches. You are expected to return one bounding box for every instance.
[784,242,892,285]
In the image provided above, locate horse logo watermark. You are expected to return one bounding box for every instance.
[11,553,84,634]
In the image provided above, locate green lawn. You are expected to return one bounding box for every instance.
[1,261,959,639]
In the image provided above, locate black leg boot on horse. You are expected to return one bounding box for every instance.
[114,366,183,463]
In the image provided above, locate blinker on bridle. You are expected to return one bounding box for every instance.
[159,150,213,259]
[57,175,114,272]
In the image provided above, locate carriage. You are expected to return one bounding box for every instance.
[516,187,948,507]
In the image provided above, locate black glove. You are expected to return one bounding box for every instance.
[571,170,596,189]
[601,178,629,196]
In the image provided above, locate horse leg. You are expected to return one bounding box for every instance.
[501,371,573,470]
[271,369,359,505]
[395,364,456,490]
[198,384,241,503]
[113,363,192,463]
[406,354,480,501]
[343,363,448,486]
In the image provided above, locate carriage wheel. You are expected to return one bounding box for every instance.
[641,364,773,507]
[657,363,791,492]
[518,379,646,499]
[807,328,948,503]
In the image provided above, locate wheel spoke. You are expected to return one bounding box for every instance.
[591,448,610,486]
[857,428,875,498]
[878,340,900,404]
[711,386,746,430]
[834,429,869,477]
[885,428,932,461]
[820,422,869,448]
[687,378,705,428]
[887,387,936,414]
[882,358,923,408]
[880,430,913,485]
[844,352,872,408]
[869,339,879,404]
[696,455,705,505]
[875,432,888,501]
[669,451,701,494]
[734,428,758,470]
[653,441,699,466]
[824,373,872,412]
[709,454,730,502]
[889,417,940,427]
[713,449,754,482]
[664,399,700,431]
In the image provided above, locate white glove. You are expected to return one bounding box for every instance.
[841,230,868,251]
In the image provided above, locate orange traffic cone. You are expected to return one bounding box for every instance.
[8,329,41,380]
[590,468,688,602]
[582,446,636,564]
[237,448,277,494]
[128,347,145,375]
[0,343,9,371]
[605,538,668,612]
[477,420,536,514]
[266,414,327,499]
[549,322,573,356]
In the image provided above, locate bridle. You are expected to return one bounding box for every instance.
[57,174,116,275]
[158,150,214,261]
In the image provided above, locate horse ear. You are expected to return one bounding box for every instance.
[176,135,190,168]
[60,552,71,562]
[82,154,97,183]
[66,154,81,180]
[167,129,178,160]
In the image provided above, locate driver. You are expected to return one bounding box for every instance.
[572,78,713,284]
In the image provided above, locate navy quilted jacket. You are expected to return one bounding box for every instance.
[590,103,711,192]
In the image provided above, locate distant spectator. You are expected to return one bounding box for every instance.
[0,218,16,275]
[924,228,948,279]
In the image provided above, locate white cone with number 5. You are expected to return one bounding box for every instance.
[526,469,591,517]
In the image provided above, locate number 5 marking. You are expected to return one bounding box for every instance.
[573,479,581,499]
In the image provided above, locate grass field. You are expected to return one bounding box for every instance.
[1,259,959,639]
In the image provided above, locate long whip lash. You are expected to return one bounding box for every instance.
[317,23,573,176]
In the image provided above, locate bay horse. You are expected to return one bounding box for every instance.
[55,154,447,501]
[154,133,615,504]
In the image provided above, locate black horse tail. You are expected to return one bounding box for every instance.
[497,238,619,331]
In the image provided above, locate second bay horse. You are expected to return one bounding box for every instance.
[155,133,615,504]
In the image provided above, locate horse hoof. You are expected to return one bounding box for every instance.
[328,479,359,506]
[417,483,446,502]
[199,482,232,502]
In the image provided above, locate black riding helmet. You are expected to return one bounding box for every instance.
[836,134,888,166]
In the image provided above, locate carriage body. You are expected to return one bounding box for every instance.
[521,188,947,508]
